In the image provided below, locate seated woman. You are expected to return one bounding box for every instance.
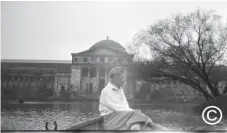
[99,66,168,131]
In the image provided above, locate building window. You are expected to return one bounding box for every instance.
[82,68,89,77]
[74,58,78,62]
[99,57,105,63]
[91,57,97,62]
[90,68,97,77]
[83,57,88,62]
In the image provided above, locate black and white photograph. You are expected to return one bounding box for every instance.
[1,1,227,132]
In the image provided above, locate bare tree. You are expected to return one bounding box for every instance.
[130,9,227,100]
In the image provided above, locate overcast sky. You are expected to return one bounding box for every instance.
[1,1,227,60]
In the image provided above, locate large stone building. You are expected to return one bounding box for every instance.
[70,37,135,97]
[1,60,71,99]
[2,37,226,101]
[1,38,136,99]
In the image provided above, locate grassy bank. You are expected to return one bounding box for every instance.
[193,95,227,118]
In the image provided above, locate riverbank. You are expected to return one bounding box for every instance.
[1,98,204,104]
[1,98,202,105]
[1,97,99,103]
[2,96,227,131]
[193,95,227,118]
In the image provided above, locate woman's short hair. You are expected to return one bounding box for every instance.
[108,66,124,79]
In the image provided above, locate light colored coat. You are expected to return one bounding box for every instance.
[99,82,134,116]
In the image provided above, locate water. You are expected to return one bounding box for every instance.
[1,101,227,131]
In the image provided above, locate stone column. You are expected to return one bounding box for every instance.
[88,68,91,78]
[97,68,99,78]
[18,75,22,93]
[17,75,21,94]
[22,75,26,93]
[12,75,16,89]
[163,80,166,90]
[54,76,58,97]
[27,76,31,96]
[88,68,91,93]
[67,74,70,92]
[105,69,108,86]
[132,79,136,98]
[97,68,100,93]
[51,76,54,97]
[80,67,83,92]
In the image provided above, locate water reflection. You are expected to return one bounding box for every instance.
[2,101,226,130]
[1,101,100,130]
[2,101,99,113]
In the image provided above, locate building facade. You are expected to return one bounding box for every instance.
[1,60,71,99]
[1,38,136,99]
[2,38,226,101]
[70,38,135,97]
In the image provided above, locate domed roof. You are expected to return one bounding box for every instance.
[89,37,125,51]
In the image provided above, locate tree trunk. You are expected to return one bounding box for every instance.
[194,85,213,100]
[206,82,220,97]
[203,93,213,100]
